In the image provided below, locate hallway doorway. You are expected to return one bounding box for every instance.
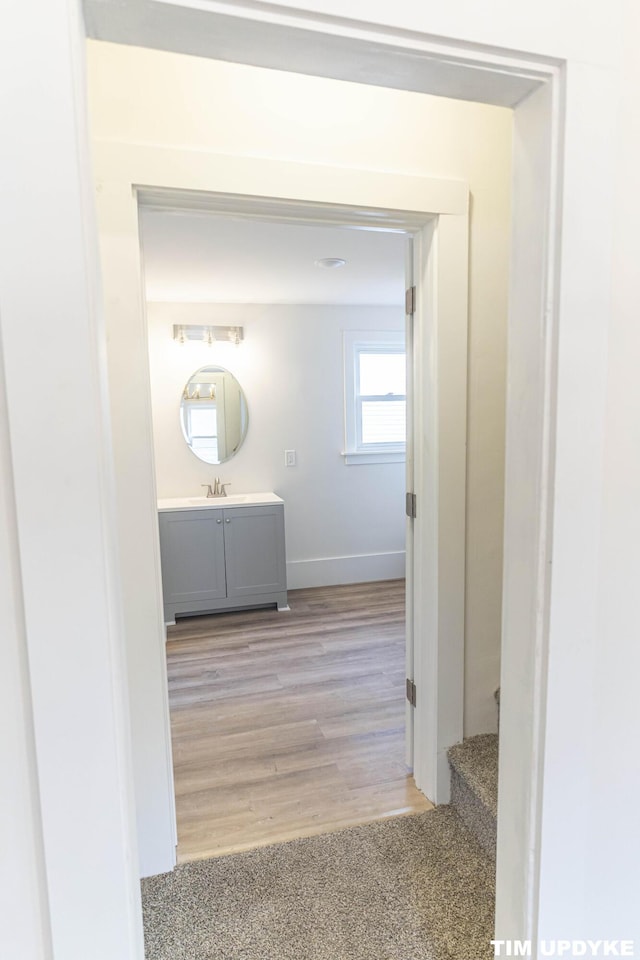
[137,198,431,859]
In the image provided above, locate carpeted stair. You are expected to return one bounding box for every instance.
[447,731,499,861]
[434,710,500,958]
[448,733,498,859]
[446,686,500,860]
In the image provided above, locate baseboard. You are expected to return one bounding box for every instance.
[286,551,405,589]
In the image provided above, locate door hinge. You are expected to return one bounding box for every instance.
[406,678,417,707]
[405,285,416,315]
[406,492,417,519]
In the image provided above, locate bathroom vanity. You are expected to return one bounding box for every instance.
[158,493,287,624]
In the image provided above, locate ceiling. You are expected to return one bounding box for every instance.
[140,210,406,305]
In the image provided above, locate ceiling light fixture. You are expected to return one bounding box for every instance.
[314,257,347,269]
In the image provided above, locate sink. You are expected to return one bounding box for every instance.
[187,495,247,506]
[158,493,283,512]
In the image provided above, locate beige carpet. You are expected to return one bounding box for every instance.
[142,807,495,960]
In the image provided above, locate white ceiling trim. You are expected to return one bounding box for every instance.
[84,0,551,107]
[136,187,435,232]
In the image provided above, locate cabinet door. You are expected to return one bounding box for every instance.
[158,510,227,606]
[223,505,286,599]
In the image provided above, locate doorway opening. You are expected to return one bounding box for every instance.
[137,198,435,860]
[93,139,471,878]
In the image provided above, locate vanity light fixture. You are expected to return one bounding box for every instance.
[173,324,244,346]
[314,257,347,269]
[183,383,216,401]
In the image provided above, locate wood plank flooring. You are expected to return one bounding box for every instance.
[166,579,432,863]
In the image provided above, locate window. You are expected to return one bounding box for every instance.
[343,330,406,464]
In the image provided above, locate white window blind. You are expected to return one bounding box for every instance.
[343,331,406,464]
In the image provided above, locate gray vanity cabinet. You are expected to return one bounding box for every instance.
[158,509,227,610]
[223,506,287,600]
[158,502,287,623]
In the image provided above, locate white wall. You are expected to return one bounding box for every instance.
[0,0,144,956]
[147,302,406,587]
[535,0,640,941]
[586,3,640,937]
[87,39,512,738]
[4,0,638,951]
[0,331,52,960]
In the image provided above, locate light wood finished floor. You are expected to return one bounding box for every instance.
[166,579,432,863]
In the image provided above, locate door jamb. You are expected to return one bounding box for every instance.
[134,182,469,805]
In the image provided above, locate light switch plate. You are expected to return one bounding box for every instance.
[285,449,296,467]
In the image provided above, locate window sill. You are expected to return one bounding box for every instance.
[341,449,406,465]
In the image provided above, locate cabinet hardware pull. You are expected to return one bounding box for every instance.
[216,519,222,524]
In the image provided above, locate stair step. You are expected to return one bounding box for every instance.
[448,733,499,860]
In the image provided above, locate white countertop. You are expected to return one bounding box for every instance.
[158,492,283,512]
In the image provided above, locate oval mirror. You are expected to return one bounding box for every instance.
[180,365,249,464]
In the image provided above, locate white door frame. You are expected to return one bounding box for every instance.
[404,236,416,771]
[89,27,564,942]
[95,165,469,861]
[136,185,468,805]
[411,216,469,800]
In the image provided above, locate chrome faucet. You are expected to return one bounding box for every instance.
[201,478,231,498]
